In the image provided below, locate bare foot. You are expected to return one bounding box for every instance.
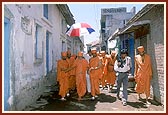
[138,94,142,100]
[60,97,66,101]
[146,100,151,105]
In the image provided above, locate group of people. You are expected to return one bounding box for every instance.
[56,46,152,106]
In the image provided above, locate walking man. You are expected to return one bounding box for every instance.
[100,51,108,90]
[134,46,152,104]
[66,50,76,95]
[114,49,132,106]
[56,52,69,101]
[83,49,92,95]
[106,50,117,92]
[73,51,89,101]
[89,48,102,100]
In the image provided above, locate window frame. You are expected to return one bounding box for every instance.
[34,23,43,64]
[43,4,48,19]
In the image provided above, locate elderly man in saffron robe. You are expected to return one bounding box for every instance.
[134,46,152,104]
[71,51,89,101]
[106,50,117,92]
[100,51,108,90]
[89,49,102,100]
[66,50,76,95]
[56,52,69,101]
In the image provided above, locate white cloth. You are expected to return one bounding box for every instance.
[86,74,91,92]
[114,56,132,73]
[84,53,91,92]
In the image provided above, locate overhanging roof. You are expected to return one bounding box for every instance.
[120,20,150,34]
[109,20,150,41]
[56,4,75,25]
[108,4,156,41]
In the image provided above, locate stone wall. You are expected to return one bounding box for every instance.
[135,4,165,104]
[4,4,67,110]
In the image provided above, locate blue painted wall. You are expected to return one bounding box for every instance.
[4,17,10,111]
[46,32,49,73]
[120,34,135,75]
[129,37,135,75]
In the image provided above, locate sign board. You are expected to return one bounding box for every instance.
[101,7,126,15]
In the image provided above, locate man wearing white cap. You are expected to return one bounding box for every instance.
[89,48,102,100]
[134,46,152,105]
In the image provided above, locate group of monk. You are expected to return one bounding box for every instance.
[56,46,152,105]
[56,48,117,101]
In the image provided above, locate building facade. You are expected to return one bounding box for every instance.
[3,3,83,111]
[86,40,100,53]
[100,7,135,53]
[110,4,165,105]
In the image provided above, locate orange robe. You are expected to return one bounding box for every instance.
[106,56,116,85]
[67,57,76,90]
[57,59,69,98]
[101,57,108,87]
[89,56,102,96]
[73,58,88,97]
[134,54,152,97]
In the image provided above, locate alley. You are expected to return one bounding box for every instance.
[23,83,164,112]
[3,4,165,112]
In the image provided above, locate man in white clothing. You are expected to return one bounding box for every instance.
[83,49,92,95]
[114,49,132,106]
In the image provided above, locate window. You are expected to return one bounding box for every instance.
[43,4,48,19]
[35,24,43,60]
[123,20,125,25]
[62,41,66,52]
[46,31,50,73]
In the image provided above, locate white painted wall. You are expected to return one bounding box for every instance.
[4,4,72,110]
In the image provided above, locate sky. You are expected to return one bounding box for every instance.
[67,3,146,51]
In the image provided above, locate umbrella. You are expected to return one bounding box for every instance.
[66,23,95,37]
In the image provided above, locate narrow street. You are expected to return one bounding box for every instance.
[4,4,165,112]
[24,83,164,112]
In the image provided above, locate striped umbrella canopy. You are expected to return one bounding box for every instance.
[66,23,95,37]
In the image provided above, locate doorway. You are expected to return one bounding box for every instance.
[4,17,10,111]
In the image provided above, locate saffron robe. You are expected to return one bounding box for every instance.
[67,57,76,90]
[57,59,69,98]
[89,56,102,96]
[73,58,88,97]
[101,56,108,87]
[106,56,116,85]
[134,54,152,97]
